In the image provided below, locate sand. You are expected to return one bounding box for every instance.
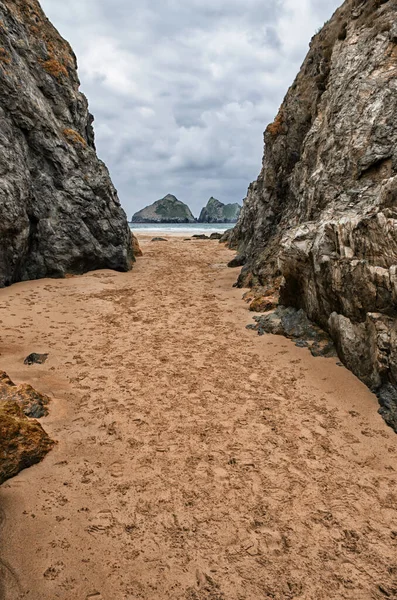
[0,236,396,600]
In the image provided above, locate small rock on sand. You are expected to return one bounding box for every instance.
[24,353,48,365]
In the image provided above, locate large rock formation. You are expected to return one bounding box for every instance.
[198,197,241,223]
[229,0,397,429]
[131,194,196,223]
[0,0,134,287]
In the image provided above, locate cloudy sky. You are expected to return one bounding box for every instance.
[40,0,341,218]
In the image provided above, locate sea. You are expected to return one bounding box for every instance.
[129,222,233,236]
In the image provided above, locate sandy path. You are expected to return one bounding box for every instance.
[0,237,396,600]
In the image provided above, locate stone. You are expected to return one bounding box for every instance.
[0,400,54,484]
[0,0,134,288]
[24,353,48,365]
[131,233,143,257]
[228,0,397,429]
[249,307,337,358]
[228,254,246,268]
[377,383,397,432]
[249,295,278,313]
[151,237,168,242]
[0,371,50,418]
[198,197,241,223]
[209,233,222,240]
[192,234,209,240]
[131,195,195,223]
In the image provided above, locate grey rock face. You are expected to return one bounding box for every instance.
[131,194,195,223]
[198,197,241,223]
[0,0,133,287]
[229,0,397,429]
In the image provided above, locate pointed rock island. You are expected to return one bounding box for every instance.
[198,197,241,223]
[131,195,196,223]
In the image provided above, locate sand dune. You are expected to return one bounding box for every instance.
[0,237,396,599]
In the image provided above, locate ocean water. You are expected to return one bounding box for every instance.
[130,222,233,236]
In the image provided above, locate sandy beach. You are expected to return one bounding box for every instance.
[0,236,396,600]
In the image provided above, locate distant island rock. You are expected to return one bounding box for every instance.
[198,198,241,223]
[131,195,196,223]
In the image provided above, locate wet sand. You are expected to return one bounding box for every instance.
[0,236,396,600]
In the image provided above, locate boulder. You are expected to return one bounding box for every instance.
[0,371,50,418]
[0,401,54,484]
[0,0,134,287]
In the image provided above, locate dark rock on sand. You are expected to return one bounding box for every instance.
[192,235,209,240]
[210,233,222,240]
[228,254,246,268]
[377,384,397,432]
[151,237,168,242]
[0,0,134,289]
[24,353,48,365]
[249,307,337,359]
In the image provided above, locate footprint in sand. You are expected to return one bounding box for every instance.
[0,508,23,599]
[86,510,114,534]
[86,593,104,599]
[110,461,124,478]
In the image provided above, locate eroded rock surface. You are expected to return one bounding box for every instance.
[0,371,50,418]
[229,0,397,429]
[0,372,54,484]
[0,0,133,287]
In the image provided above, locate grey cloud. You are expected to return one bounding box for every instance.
[40,0,342,217]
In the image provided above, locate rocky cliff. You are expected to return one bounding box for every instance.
[229,0,397,430]
[0,0,133,287]
[131,194,196,223]
[198,197,241,223]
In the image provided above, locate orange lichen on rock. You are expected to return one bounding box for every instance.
[266,110,284,136]
[42,58,68,79]
[11,0,75,82]
[63,128,87,147]
[0,47,11,65]
[249,295,279,313]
